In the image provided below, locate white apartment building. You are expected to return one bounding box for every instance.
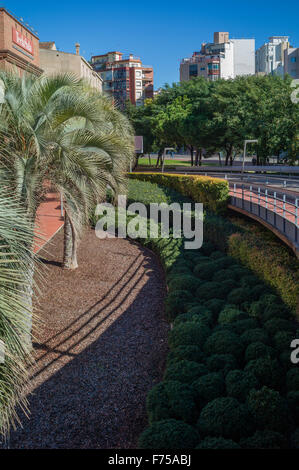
[256,36,289,76]
[180,32,255,82]
[39,42,103,92]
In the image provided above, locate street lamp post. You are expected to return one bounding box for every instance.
[242,139,258,176]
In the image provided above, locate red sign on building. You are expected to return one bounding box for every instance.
[12,28,33,55]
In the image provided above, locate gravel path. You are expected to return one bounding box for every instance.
[6,229,168,449]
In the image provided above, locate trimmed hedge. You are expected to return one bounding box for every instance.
[138,419,199,449]
[196,437,240,449]
[204,330,243,361]
[225,369,259,402]
[197,397,254,440]
[146,381,196,424]
[240,431,288,449]
[122,179,299,449]
[164,360,208,384]
[247,387,293,433]
[168,323,211,349]
[192,372,225,407]
[129,172,229,213]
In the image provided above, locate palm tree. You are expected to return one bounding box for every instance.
[0,183,36,439]
[0,71,134,347]
[0,71,134,267]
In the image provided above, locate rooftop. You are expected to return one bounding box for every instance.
[0,7,39,38]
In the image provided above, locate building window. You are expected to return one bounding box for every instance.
[200,67,205,71]
[291,57,297,63]
[189,64,198,77]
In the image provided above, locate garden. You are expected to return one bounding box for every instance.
[125,177,299,449]
[0,70,298,450]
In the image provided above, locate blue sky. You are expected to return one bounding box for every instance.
[4,0,299,88]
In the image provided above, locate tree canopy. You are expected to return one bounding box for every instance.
[125,75,299,166]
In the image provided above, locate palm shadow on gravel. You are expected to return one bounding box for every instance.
[3,229,168,449]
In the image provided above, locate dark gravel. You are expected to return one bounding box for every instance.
[5,228,168,449]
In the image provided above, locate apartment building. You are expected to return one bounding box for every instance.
[180,32,255,82]
[90,51,153,107]
[39,42,102,92]
[256,36,289,76]
[0,7,42,76]
[284,47,299,79]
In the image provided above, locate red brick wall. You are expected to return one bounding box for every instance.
[0,9,40,72]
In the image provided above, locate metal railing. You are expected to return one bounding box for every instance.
[230,184,299,251]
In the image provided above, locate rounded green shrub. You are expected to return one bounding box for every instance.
[214,256,236,269]
[167,345,205,366]
[218,306,244,324]
[291,428,299,449]
[280,350,293,372]
[227,287,251,306]
[200,241,216,256]
[146,381,197,424]
[273,331,295,353]
[245,342,275,363]
[210,251,225,260]
[192,372,225,407]
[138,419,199,449]
[250,285,267,301]
[168,322,211,350]
[248,300,264,319]
[240,430,288,449]
[203,299,226,315]
[240,275,260,288]
[247,386,293,433]
[198,397,254,440]
[196,437,240,449]
[260,293,281,307]
[245,357,282,390]
[165,290,193,321]
[193,262,218,281]
[172,258,194,270]
[230,318,259,335]
[221,279,238,292]
[230,266,251,278]
[240,328,269,348]
[262,304,291,322]
[196,281,226,301]
[204,330,244,361]
[286,369,299,392]
[287,392,299,424]
[206,354,238,376]
[213,269,233,283]
[187,305,213,317]
[168,266,193,278]
[168,275,199,294]
[225,369,259,402]
[264,318,295,336]
[173,312,208,327]
[164,360,208,384]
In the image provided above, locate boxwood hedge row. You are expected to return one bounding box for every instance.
[93,179,298,449]
[122,181,299,450]
[138,242,299,449]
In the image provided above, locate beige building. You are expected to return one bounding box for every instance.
[284,47,299,79]
[39,42,102,92]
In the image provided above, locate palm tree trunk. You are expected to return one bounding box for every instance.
[22,254,34,352]
[63,211,78,270]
